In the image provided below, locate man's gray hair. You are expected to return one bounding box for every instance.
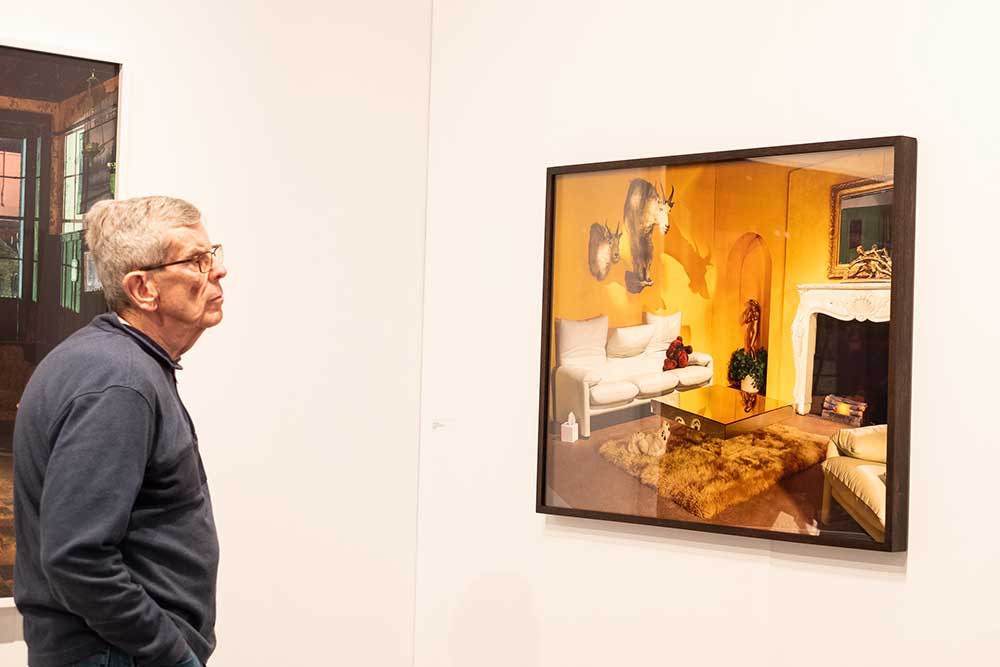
[84,196,201,310]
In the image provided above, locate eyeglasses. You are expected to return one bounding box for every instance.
[141,244,223,273]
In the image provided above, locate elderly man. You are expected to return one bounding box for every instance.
[13,197,226,667]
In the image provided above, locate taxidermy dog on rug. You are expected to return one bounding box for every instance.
[626,420,671,457]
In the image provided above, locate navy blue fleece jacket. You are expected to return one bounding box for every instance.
[13,313,219,666]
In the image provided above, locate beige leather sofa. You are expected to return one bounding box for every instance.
[820,424,888,542]
[552,312,713,438]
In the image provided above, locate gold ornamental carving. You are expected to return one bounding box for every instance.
[845,244,892,280]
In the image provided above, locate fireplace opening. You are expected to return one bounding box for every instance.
[811,315,889,426]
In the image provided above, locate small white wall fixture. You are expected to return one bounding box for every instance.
[791,282,891,415]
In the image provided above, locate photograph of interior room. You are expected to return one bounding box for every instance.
[0,1,997,665]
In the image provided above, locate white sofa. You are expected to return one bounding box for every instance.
[553,312,713,438]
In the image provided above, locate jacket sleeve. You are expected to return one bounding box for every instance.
[39,386,191,666]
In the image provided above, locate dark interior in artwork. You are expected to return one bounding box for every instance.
[0,45,120,596]
[811,315,890,427]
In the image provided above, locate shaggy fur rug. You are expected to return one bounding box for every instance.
[598,422,828,519]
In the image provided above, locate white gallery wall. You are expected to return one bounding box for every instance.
[415,1,1000,666]
[0,1,999,666]
[0,0,431,665]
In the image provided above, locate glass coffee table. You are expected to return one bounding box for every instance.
[651,385,794,439]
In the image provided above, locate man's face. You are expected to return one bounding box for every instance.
[152,221,227,332]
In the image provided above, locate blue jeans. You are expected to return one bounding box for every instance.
[70,645,202,667]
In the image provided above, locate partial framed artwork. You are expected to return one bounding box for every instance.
[536,137,915,552]
[0,44,121,597]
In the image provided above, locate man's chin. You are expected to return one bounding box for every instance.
[203,309,224,328]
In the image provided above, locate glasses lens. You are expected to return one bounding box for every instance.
[199,245,222,273]
[197,253,210,273]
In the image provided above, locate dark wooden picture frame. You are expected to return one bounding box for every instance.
[536,137,915,552]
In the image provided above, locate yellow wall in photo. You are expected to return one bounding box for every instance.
[553,162,788,384]
[772,147,894,403]
[550,160,793,389]
[549,147,894,407]
[708,161,791,388]
[552,165,713,330]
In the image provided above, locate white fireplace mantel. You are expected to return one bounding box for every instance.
[791,281,891,415]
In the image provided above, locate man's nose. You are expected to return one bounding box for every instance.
[212,260,228,280]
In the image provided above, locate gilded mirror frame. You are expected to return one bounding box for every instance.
[829,179,894,279]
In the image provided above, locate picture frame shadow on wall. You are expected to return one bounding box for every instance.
[536,136,915,552]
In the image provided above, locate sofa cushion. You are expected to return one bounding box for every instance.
[556,315,608,367]
[590,381,640,406]
[593,355,664,383]
[822,456,887,526]
[643,311,682,354]
[687,351,712,367]
[607,324,655,358]
[670,365,713,387]
[634,372,680,396]
[830,424,887,463]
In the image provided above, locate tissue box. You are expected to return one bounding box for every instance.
[561,420,579,443]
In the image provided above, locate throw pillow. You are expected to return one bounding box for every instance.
[831,424,888,463]
[607,324,655,358]
[555,315,608,366]
[643,311,682,354]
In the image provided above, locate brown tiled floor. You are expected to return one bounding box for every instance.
[546,412,872,541]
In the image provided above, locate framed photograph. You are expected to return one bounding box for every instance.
[0,44,121,597]
[536,137,915,552]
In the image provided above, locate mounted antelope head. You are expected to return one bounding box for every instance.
[606,220,622,263]
[654,182,676,234]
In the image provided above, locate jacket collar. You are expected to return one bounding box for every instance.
[92,312,184,371]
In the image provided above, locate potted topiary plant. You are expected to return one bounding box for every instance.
[728,348,768,394]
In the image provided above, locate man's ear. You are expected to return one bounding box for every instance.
[121,270,159,312]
